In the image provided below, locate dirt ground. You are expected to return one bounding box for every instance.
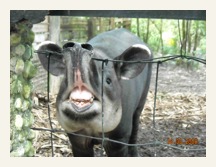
[32,63,206,157]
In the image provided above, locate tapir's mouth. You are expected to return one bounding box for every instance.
[68,87,95,112]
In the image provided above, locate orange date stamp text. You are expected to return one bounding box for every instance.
[167,137,199,145]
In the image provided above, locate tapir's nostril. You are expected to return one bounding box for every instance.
[81,44,93,51]
[63,42,76,49]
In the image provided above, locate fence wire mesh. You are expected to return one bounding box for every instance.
[32,50,206,157]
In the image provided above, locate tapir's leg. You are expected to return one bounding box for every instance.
[128,108,142,157]
[67,133,94,157]
[128,89,150,157]
[104,138,129,157]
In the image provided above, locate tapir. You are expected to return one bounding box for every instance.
[37,28,152,157]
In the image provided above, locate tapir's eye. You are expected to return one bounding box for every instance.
[106,78,112,84]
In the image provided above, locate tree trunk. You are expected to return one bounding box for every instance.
[98,17,102,32]
[109,18,115,30]
[87,18,97,40]
[136,18,140,37]
[160,19,164,54]
[187,20,192,55]
[193,21,200,56]
[182,20,187,55]
[151,19,163,53]
[144,19,150,43]
[10,20,36,157]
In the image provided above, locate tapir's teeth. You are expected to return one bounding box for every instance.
[69,96,94,105]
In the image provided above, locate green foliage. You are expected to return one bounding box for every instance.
[131,18,206,56]
[131,18,206,69]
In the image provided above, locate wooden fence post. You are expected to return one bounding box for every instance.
[49,16,62,95]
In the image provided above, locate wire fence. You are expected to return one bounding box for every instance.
[32,50,206,157]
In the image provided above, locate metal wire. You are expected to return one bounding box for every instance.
[152,62,161,156]
[31,127,206,152]
[100,60,105,156]
[47,53,54,157]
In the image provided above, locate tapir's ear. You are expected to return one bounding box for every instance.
[114,44,152,80]
[37,41,65,76]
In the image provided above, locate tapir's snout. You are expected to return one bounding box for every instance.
[60,43,100,113]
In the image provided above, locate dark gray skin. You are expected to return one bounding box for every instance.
[37,28,152,157]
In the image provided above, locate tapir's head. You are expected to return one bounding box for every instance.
[37,41,151,133]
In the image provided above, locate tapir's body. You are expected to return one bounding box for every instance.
[37,28,152,157]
